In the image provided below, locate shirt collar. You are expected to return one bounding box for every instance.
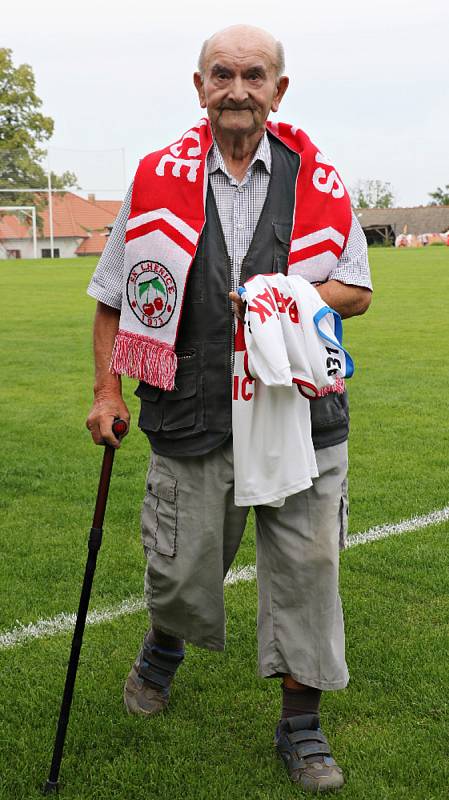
[207,131,272,178]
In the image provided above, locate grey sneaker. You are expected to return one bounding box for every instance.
[124,636,185,717]
[275,713,344,793]
[124,659,170,716]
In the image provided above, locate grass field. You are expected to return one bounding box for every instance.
[0,249,448,799]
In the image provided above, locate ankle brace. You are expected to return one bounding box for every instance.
[138,638,185,691]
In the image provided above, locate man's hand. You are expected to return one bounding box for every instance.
[229,290,246,320]
[86,393,130,448]
[86,301,130,448]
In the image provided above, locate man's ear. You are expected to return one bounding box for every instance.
[193,72,206,108]
[271,76,289,113]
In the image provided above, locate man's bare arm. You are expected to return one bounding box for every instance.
[229,281,372,321]
[86,301,130,447]
[314,280,372,319]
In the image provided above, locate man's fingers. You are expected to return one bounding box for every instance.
[86,407,130,448]
[99,418,121,447]
[90,425,107,446]
[87,419,121,448]
[229,291,241,304]
[229,290,246,320]
[86,417,114,446]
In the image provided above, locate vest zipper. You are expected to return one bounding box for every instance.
[226,253,234,390]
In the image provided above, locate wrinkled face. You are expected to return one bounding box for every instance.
[194,33,288,138]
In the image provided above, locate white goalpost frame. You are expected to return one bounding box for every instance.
[47,152,55,258]
[0,205,37,258]
[0,144,128,260]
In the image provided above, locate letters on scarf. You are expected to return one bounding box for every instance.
[110,119,352,390]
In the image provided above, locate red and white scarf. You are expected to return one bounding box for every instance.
[111,118,352,390]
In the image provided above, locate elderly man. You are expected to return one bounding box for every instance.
[86,25,372,794]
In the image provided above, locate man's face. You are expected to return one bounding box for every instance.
[194,33,288,138]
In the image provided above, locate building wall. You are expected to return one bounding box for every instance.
[0,237,83,259]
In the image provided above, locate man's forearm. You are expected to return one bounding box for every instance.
[315,280,372,319]
[93,301,121,396]
[86,301,129,447]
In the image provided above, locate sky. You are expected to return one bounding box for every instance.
[5,0,448,206]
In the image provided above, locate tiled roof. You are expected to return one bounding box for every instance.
[75,230,109,255]
[93,199,122,215]
[0,192,121,242]
[356,206,449,235]
[0,214,29,238]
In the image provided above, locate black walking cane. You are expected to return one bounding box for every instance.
[43,417,128,794]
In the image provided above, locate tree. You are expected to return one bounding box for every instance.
[350,179,395,209]
[428,184,449,206]
[0,48,77,216]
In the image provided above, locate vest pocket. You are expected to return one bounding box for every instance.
[135,350,205,437]
[163,372,197,430]
[310,392,349,429]
[136,383,163,432]
[310,392,350,450]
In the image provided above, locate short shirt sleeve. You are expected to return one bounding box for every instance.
[86,182,133,309]
[328,210,373,290]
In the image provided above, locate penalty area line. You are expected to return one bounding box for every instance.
[1,505,448,651]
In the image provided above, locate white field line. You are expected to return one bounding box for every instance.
[345,505,449,548]
[1,506,448,651]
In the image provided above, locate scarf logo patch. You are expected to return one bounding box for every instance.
[127,260,177,328]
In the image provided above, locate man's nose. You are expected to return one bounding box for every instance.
[228,77,249,103]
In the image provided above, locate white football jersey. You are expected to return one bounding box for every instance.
[232,274,353,507]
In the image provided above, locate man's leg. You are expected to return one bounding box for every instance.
[125,439,249,715]
[255,442,348,792]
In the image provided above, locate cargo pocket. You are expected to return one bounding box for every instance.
[142,468,178,557]
[273,221,292,274]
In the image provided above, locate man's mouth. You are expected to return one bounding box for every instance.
[220,107,254,113]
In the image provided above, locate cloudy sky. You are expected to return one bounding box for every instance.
[5,0,448,205]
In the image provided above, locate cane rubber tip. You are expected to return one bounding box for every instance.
[42,779,59,794]
[112,418,128,438]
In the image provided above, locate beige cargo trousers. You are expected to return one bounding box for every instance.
[141,438,349,691]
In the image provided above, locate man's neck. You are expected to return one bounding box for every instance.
[213,127,265,183]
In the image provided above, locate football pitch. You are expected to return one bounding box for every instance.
[0,248,448,799]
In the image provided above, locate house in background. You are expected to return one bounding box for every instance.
[0,192,122,259]
[356,206,449,246]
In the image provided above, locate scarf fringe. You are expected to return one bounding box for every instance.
[317,377,345,397]
[110,330,177,390]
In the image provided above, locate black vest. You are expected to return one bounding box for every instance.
[136,135,349,456]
